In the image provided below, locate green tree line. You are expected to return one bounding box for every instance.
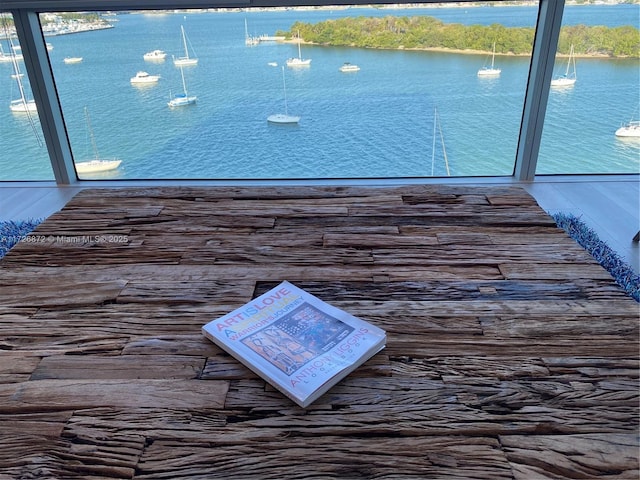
[279,16,640,58]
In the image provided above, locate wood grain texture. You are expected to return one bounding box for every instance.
[0,185,637,479]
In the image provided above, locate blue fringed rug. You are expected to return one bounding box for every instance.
[553,213,640,303]
[0,219,43,259]
[2,215,638,302]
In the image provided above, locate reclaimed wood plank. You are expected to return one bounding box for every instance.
[0,263,505,282]
[31,355,206,380]
[0,279,126,307]
[135,436,513,479]
[501,434,639,479]
[0,379,229,412]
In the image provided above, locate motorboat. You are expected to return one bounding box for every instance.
[130,71,160,84]
[143,49,167,61]
[63,57,83,64]
[339,62,360,72]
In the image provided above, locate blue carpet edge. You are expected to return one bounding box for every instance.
[0,219,44,258]
[553,212,640,303]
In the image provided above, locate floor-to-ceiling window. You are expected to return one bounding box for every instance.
[0,12,53,180]
[537,3,640,175]
[1,1,638,182]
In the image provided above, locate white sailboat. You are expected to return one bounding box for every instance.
[8,38,36,114]
[75,107,121,174]
[477,42,501,77]
[268,66,300,124]
[168,66,196,107]
[551,44,577,88]
[286,31,311,68]
[173,25,198,67]
[615,120,640,138]
[245,19,259,46]
[0,42,23,62]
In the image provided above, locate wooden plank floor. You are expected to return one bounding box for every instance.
[0,185,638,479]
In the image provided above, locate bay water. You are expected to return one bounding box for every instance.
[1,4,638,180]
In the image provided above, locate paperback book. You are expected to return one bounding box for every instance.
[202,281,386,407]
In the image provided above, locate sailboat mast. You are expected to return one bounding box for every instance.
[180,66,188,95]
[439,116,450,177]
[431,108,437,176]
[431,107,450,176]
[569,45,576,79]
[281,66,289,115]
[491,42,495,68]
[84,107,100,160]
[8,38,28,104]
[181,25,189,59]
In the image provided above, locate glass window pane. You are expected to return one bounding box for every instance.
[0,13,53,181]
[537,3,640,175]
[41,5,538,180]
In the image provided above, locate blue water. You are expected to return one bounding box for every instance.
[1,4,638,180]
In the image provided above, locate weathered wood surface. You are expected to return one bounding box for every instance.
[0,185,637,479]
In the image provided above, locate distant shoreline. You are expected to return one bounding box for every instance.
[281,39,627,59]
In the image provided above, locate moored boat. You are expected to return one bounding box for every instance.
[286,32,310,68]
[615,120,640,138]
[168,66,196,107]
[477,42,501,77]
[173,25,198,67]
[130,71,160,84]
[10,99,37,113]
[75,107,121,174]
[268,66,300,124]
[143,49,167,61]
[75,159,121,173]
[339,62,360,72]
[551,45,577,88]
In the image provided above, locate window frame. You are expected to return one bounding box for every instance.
[3,0,566,184]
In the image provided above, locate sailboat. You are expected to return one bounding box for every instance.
[477,42,501,77]
[268,66,300,124]
[286,31,311,68]
[168,65,196,107]
[0,42,23,62]
[8,38,36,113]
[551,44,577,88]
[173,25,198,67]
[75,107,121,174]
[615,120,640,138]
[245,18,259,46]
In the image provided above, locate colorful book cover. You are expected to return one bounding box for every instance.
[202,281,386,407]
